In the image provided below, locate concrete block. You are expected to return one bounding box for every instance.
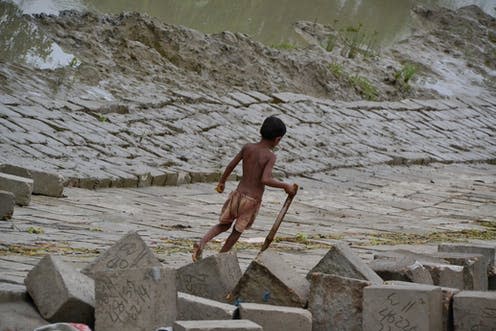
[438,243,495,271]
[173,320,262,331]
[24,254,95,325]
[239,302,312,331]
[308,273,369,331]
[0,172,33,206]
[363,284,443,331]
[230,249,309,308]
[82,231,161,279]
[0,190,15,220]
[489,266,496,290]
[422,262,465,289]
[0,301,48,331]
[95,266,176,331]
[177,292,238,320]
[0,164,64,197]
[384,280,460,331]
[434,252,487,291]
[177,251,242,302]
[0,283,28,302]
[369,256,433,284]
[308,242,382,284]
[453,291,496,330]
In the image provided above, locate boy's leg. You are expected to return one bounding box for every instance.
[219,228,242,252]
[193,223,231,261]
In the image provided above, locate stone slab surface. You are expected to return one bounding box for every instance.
[238,302,312,331]
[82,231,161,279]
[422,263,465,289]
[177,251,242,302]
[0,190,15,220]
[0,164,64,197]
[453,291,496,331]
[95,266,176,331]
[438,243,495,271]
[384,281,460,331]
[177,292,238,321]
[308,241,383,284]
[308,273,370,331]
[363,284,443,331]
[0,172,33,206]
[0,301,48,331]
[232,249,309,308]
[369,256,433,284]
[24,254,95,325]
[173,320,262,331]
[433,252,488,291]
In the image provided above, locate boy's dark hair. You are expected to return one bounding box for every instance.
[260,116,286,140]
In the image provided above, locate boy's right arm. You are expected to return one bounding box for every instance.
[261,154,297,196]
[216,146,244,193]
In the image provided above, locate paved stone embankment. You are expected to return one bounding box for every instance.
[0,90,495,287]
[1,91,495,188]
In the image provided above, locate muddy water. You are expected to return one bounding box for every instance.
[1,0,495,68]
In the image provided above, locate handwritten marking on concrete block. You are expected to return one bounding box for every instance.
[363,284,442,331]
[83,231,161,278]
[95,267,176,331]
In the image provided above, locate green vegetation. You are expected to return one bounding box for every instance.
[362,220,496,246]
[97,113,107,122]
[328,62,344,78]
[327,63,379,100]
[349,75,379,100]
[271,42,298,50]
[394,63,417,91]
[26,226,44,234]
[326,23,379,58]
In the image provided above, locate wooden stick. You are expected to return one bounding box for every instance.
[260,184,298,252]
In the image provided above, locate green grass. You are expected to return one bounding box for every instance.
[271,42,298,50]
[394,63,417,91]
[349,75,379,100]
[328,62,344,78]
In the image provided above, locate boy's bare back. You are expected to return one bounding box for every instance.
[237,142,275,200]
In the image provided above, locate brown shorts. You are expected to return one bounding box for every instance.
[219,190,261,233]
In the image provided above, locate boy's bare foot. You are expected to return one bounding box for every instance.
[192,242,203,262]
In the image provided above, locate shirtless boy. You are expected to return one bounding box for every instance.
[192,116,297,261]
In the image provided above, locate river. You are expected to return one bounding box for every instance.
[1,0,495,68]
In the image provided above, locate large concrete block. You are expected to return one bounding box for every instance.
[177,292,238,321]
[384,281,460,331]
[24,255,95,325]
[177,251,242,302]
[422,262,465,289]
[95,266,176,331]
[0,172,33,206]
[363,284,443,331]
[453,291,496,330]
[82,231,161,279]
[438,243,495,271]
[0,164,65,197]
[0,190,15,220]
[173,320,262,331]
[434,252,487,291]
[0,301,48,331]
[369,256,433,284]
[308,242,382,284]
[230,249,309,308]
[308,273,369,331]
[239,302,312,331]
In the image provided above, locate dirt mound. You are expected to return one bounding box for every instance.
[1,5,495,102]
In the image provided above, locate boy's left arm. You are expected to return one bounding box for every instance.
[216,148,243,193]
